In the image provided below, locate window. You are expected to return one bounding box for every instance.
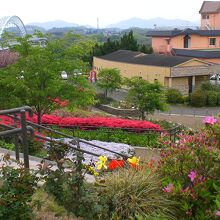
[209,38,216,46]
[184,35,191,48]
[202,14,209,19]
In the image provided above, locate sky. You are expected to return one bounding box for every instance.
[2,0,207,27]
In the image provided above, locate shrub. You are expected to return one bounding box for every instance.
[72,128,159,148]
[97,168,176,219]
[182,95,190,104]
[190,90,207,107]
[207,91,218,106]
[0,156,38,220]
[158,118,220,219]
[43,147,105,220]
[166,88,184,104]
[0,139,14,150]
[200,82,216,91]
[217,92,220,105]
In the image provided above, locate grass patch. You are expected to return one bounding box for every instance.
[32,189,82,220]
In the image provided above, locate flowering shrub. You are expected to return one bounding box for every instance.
[51,97,69,107]
[158,116,220,219]
[0,114,161,131]
[93,156,140,175]
[25,115,161,130]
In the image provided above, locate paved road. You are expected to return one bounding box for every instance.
[99,89,220,116]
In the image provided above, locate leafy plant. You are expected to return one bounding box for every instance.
[97,168,176,220]
[72,128,159,148]
[166,88,184,104]
[42,144,105,220]
[0,139,15,150]
[158,117,220,219]
[125,77,167,120]
[0,156,38,220]
[190,89,207,107]
[97,68,122,98]
[207,91,218,106]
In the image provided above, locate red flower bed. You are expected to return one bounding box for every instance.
[0,114,161,130]
[0,115,14,125]
[26,114,161,130]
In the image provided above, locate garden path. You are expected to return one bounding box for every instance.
[0,148,95,183]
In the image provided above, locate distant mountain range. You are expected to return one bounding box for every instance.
[28,20,79,30]
[27,17,199,30]
[107,17,199,29]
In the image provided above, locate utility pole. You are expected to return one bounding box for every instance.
[97,17,99,29]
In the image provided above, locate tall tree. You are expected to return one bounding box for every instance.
[125,77,167,120]
[92,30,152,59]
[0,34,96,125]
[97,68,122,98]
[120,31,138,51]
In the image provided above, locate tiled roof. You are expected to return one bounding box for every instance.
[97,50,192,67]
[199,1,220,14]
[172,48,220,58]
[146,28,220,37]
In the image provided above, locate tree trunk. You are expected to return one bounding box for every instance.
[141,111,145,120]
[36,109,42,132]
[104,89,108,98]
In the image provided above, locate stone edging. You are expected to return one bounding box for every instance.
[97,104,139,117]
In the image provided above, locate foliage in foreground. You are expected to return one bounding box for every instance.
[32,189,81,220]
[97,168,176,220]
[158,116,220,219]
[0,156,38,220]
[42,144,104,220]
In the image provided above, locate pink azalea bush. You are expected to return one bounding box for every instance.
[158,116,220,219]
[203,115,217,125]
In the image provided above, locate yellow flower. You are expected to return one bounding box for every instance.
[128,156,140,166]
[96,156,108,170]
[88,166,99,176]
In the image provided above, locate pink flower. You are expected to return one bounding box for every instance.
[203,116,217,125]
[216,210,220,216]
[188,170,197,182]
[163,183,174,193]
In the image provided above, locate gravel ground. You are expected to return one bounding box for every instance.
[46,138,135,165]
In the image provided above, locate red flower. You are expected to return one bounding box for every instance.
[109,160,124,170]
[25,115,161,130]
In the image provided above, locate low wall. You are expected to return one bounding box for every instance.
[134,147,161,161]
[97,104,139,118]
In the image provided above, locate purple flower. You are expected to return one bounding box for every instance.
[188,171,197,182]
[216,211,220,216]
[203,116,217,125]
[163,183,174,193]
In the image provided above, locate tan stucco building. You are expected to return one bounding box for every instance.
[93,50,220,94]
